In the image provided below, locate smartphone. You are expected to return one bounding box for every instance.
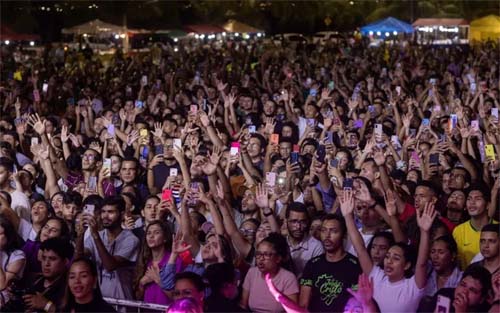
[190,104,198,114]
[343,178,353,190]
[276,114,285,121]
[42,83,48,93]
[270,134,279,145]
[141,75,148,85]
[429,153,439,165]
[67,97,75,106]
[395,86,401,95]
[326,131,334,144]
[173,138,182,149]
[485,144,496,160]
[155,145,164,155]
[266,172,276,187]
[33,89,40,102]
[230,142,240,156]
[248,125,256,133]
[374,124,383,136]
[142,146,149,159]
[162,189,172,201]
[135,100,144,109]
[492,108,499,119]
[396,160,406,170]
[293,144,300,152]
[409,128,417,137]
[422,118,430,127]
[368,105,376,115]
[449,114,458,130]
[471,120,479,131]
[107,124,115,136]
[330,158,339,168]
[429,78,436,86]
[306,118,316,127]
[290,151,299,164]
[411,151,421,166]
[306,77,312,86]
[277,176,286,186]
[140,129,148,138]
[169,168,178,177]
[328,81,335,91]
[88,176,97,191]
[309,88,317,97]
[353,119,363,129]
[83,204,95,216]
[103,158,112,176]
[436,295,451,313]
[317,145,326,163]
[31,137,39,146]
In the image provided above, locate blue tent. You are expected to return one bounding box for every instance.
[361,17,414,36]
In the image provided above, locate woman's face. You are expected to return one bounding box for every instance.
[22,164,37,178]
[51,194,64,218]
[406,170,419,183]
[383,246,408,281]
[430,240,455,273]
[370,236,390,266]
[282,126,293,138]
[68,261,96,303]
[255,241,281,274]
[335,152,349,170]
[239,221,257,244]
[31,201,49,225]
[201,235,220,263]
[40,219,63,242]
[255,222,272,245]
[310,219,322,240]
[146,224,165,249]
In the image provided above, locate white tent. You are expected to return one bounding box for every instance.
[62,19,127,37]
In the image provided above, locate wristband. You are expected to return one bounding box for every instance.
[44,301,53,312]
[263,209,274,217]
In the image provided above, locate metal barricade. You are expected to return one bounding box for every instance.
[103,297,169,313]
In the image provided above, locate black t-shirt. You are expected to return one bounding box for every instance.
[300,253,361,312]
[66,296,117,312]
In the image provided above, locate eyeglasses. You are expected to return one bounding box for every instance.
[239,228,257,236]
[255,251,276,259]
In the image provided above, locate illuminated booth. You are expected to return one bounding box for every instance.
[470,15,500,42]
[413,18,469,45]
[360,17,414,38]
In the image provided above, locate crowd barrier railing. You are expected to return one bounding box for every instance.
[103,297,168,312]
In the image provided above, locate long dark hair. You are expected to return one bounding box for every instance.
[134,220,173,293]
[62,258,103,310]
[0,216,22,253]
[35,216,71,242]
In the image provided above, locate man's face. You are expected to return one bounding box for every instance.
[163,139,175,160]
[304,104,317,118]
[82,150,98,171]
[239,96,253,111]
[414,186,436,212]
[0,165,11,186]
[454,276,484,308]
[247,137,262,158]
[449,168,468,190]
[174,279,204,304]
[100,204,122,229]
[447,190,466,211]
[279,142,292,159]
[360,161,377,183]
[263,101,275,115]
[1,134,15,148]
[480,231,499,259]
[41,250,67,280]
[62,202,78,221]
[287,211,308,241]
[31,201,49,225]
[466,190,487,217]
[320,219,343,253]
[120,160,138,183]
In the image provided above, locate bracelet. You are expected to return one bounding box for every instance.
[263,209,274,217]
[44,301,53,312]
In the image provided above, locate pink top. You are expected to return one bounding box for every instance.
[144,252,182,305]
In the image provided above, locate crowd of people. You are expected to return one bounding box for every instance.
[0,35,499,313]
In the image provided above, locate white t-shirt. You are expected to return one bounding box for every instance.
[18,219,37,242]
[345,228,374,257]
[84,229,139,299]
[0,250,26,305]
[10,190,31,221]
[470,252,484,264]
[370,265,425,313]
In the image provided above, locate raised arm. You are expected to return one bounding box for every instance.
[415,202,437,289]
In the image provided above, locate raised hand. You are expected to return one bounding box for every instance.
[384,189,398,217]
[416,202,437,232]
[372,146,386,166]
[61,125,69,143]
[172,232,192,255]
[347,273,374,307]
[255,184,270,209]
[203,146,222,175]
[127,130,140,146]
[152,122,164,139]
[339,189,355,217]
[27,113,45,135]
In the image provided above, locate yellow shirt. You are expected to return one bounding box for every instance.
[453,219,498,270]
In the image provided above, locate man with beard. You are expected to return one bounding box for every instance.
[286,203,323,278]
[299,214,361,312]
[445,189,468,225]
[76,196,139,299]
